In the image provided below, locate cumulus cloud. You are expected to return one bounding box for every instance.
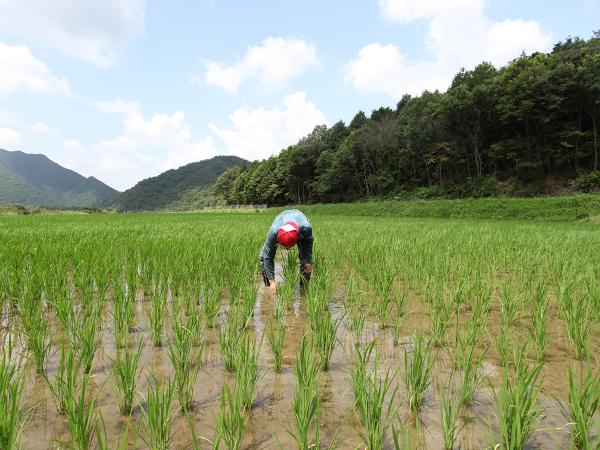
[0,127,23,149]
[0,42,69,96]
[209,92,327,161]
[63,139,84,152]
[200,37,320,93]
[0,0,146,67]
[344,0,552,98]
[87,92,326,189]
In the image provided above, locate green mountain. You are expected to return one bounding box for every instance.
[0,148,118,208]
[111,155,248,211]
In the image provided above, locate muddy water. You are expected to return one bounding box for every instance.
[16,263,600,449]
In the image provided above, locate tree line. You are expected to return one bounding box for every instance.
[214,34,600,205]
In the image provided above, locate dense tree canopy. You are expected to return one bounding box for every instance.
[215,35,600,205]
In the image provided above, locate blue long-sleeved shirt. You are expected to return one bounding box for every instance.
[259,209,313,280]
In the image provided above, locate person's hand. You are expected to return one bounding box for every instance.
[304,263,313,274]
[269,280,277,294]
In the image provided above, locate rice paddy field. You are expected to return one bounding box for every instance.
[1,206,599,449]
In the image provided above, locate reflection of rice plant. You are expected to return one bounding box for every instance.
[213,382,246,450]
[558,364,600,449]
[111,339,144,415]
[289,335,321,449]
[350,341,398,449]
[402,333,435,412]
[493,350,545,450]
[140,376,176,450]
[0,339,25,450]
[235,331,263,409]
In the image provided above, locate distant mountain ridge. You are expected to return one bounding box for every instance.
[110,155,248,211]
[0,148,118,208]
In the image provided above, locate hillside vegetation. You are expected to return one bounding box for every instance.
[110,155,247,211]
[215,34,600,205]
[0,149,118,207]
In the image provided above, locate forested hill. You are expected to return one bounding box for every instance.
[214,34,600,205]
[0,148,118,208]
[111,155,247,211]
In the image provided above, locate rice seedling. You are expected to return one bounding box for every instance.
[439,383,464,450]
[0,338,25,450]
[63,373,101,450]
[558,364,600,449]
[392,289,407,347]
[450,330,485,407]
[167,315,201,412]
[202,283,222,329]
[529,282,550,361]
[267,312,285,373]
[565,296,592,360]
[289,335,321,449]
[373,268,394,329]
[219,308,242,372]
[492,348,545,450]
[349,340,398,449]
[140,376,176,450]
[392,421,417,450]
[402,333,435,412]
[213,382,246,450]
[493,324,512,367]
[148,278,167,347]
[310,306,340,371]
[110,339,144,415]
[19,301,51,373]
[235,331,264,409]
[429,291,452,347]
[96,418,134,450]
[77,310,102,376]
[113,279,135,349]
[45,341,82,414]
[499,282,518,328]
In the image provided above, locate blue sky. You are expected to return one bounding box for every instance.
[0,0,598,190]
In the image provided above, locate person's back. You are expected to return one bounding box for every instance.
[259,209,313,293]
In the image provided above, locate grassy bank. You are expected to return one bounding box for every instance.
[277,194,600,222]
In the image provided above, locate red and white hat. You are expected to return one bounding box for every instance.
[277,221,299,247]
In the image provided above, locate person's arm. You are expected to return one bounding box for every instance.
[260,230,278,283]
[297,226,313,269]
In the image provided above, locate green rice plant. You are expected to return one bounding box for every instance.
[499,282,518,329]
[167,315,201,412]
[213,382,246,450]
[493,325,512,368]
[235,331,264,409]
[310,306,340,371]
[450,330,485,407]
[77,310,102,376]
[110,339,144,415]
[0,338,25,450]
[393,289,407,346]
[140,376,176,450]
[439,383,464,450]
[148,279,167,347]
[529,283,550,361]
[429,291,452,347]
[402,333,435,412]
[492,349,545,450]
[19,302,51,373]
[349,341,398,450]
[289,335,321,449]
[45,341,81,414]
[267,313,285,373]
[96,417,134,450]
[565,296,592,360]
[351,307,367,346]
[392,421,417,450]
[63,373,100,450]
[113,280,135,349]
[202,283,222,329]
[587,279,599,323]
[218,308,242,372]
[558,364,600,449]
[373,267,394,329]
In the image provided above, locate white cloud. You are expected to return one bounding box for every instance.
[0,0,146,67]
[63,139,83,152]
[209,92,327,161]
[0,127,22,149]
[201,37,319,93]
[33,122,60,135]
[0,42,69,96]
[344,0,552,98]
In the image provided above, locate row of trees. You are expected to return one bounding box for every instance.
[215,34,600,205]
